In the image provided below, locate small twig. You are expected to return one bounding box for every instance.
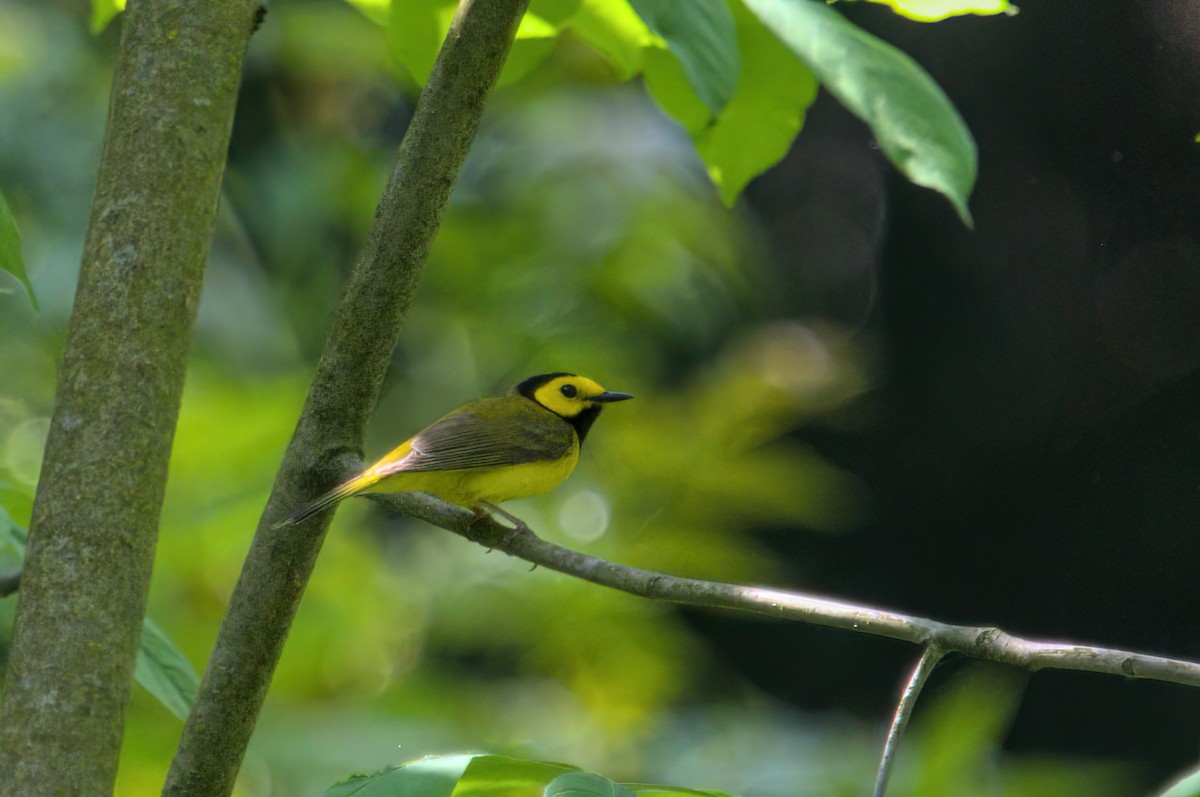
[873,645,945,797]
[372,491,1200,689]
[0,569,20,598]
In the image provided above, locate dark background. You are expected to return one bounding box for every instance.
[722,0,1200,783]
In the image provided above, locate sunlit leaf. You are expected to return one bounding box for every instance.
[0,188,36,310]
[696,1,818,205]
[853,0,1017,22]
[345,0,391,27]
[324,754,473,797]
[629,0,738,115]
[383,0,572,87]
[454,754,579,792]
[742,0,976,225]
[642,43,713,137]
[134,616,199,721]
[89,0,126,34]
[1157,767,1200,797]
[546,772,635,797]
[568,0,652,80]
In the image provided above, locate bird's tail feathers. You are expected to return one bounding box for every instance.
[272,471,379,529]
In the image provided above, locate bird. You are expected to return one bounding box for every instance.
[274,372,633,528]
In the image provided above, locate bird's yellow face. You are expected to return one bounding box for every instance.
[513,373,634,418]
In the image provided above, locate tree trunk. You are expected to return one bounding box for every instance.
[0,1,258,793]
[163,0,529,794]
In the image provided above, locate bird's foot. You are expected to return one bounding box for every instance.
[480,501,535,547]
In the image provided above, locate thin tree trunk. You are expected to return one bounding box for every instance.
[0,1,258,794]
[162,1,529,794]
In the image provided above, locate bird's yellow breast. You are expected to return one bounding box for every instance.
[366,438,580,508]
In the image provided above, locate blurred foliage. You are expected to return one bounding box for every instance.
[0,187,33,308]
[742,0,976,225]
[846,0,1017,22]
[0,0,1135,795]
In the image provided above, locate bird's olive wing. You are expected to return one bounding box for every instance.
[382,400,574,473]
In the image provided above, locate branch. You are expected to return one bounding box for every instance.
[164,1,530,794]
[874,645,944,797]
[374,492,1200,688]
[0,1,258,793]
[0,569,19,599]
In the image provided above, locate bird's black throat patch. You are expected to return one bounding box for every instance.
[567,405,603,445]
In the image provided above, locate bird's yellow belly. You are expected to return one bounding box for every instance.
[367,448,580,508]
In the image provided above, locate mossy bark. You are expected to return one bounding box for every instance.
[0,1,258,794]
[162,1,530,794]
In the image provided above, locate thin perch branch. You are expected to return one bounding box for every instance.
[874,645,945,797]
[373,492,1200,689]
[164,1,530,794]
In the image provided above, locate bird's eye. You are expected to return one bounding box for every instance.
[560,384,578,398]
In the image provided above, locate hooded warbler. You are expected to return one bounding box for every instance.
[276,372,633,527]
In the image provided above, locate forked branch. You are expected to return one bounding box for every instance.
[374,491,1200,688]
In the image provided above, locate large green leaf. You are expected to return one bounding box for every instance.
[742,0,976,225]
[629,0,739,115]
[568,0,652,81]
[452,754,578,794]
[134,616,200,721]
[324,755,474,797]
[546,772,636,797]
[324,755,580,797]
[0,189,36,310]
[696,0,818,205]
[854,0,1017,22]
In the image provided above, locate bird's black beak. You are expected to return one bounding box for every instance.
[592,390,634,403]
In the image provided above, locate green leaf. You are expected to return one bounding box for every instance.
[854,0,1017,22]
[568,0,652,80]
[383,0,573,88]
[695,0,818,205]
[742,0,977,225]
[642,43,714,137]
[345,0,391,27]
[453,754,579,794]
[134,616,200,721]
[1158,766,1200,797]
[546,772,636,797]
[629,0,739,115]
[90,0,127,34]
[624,787,734,797]
[324,755,582,797]
[0,189,36,310]
[325,755,475,797]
